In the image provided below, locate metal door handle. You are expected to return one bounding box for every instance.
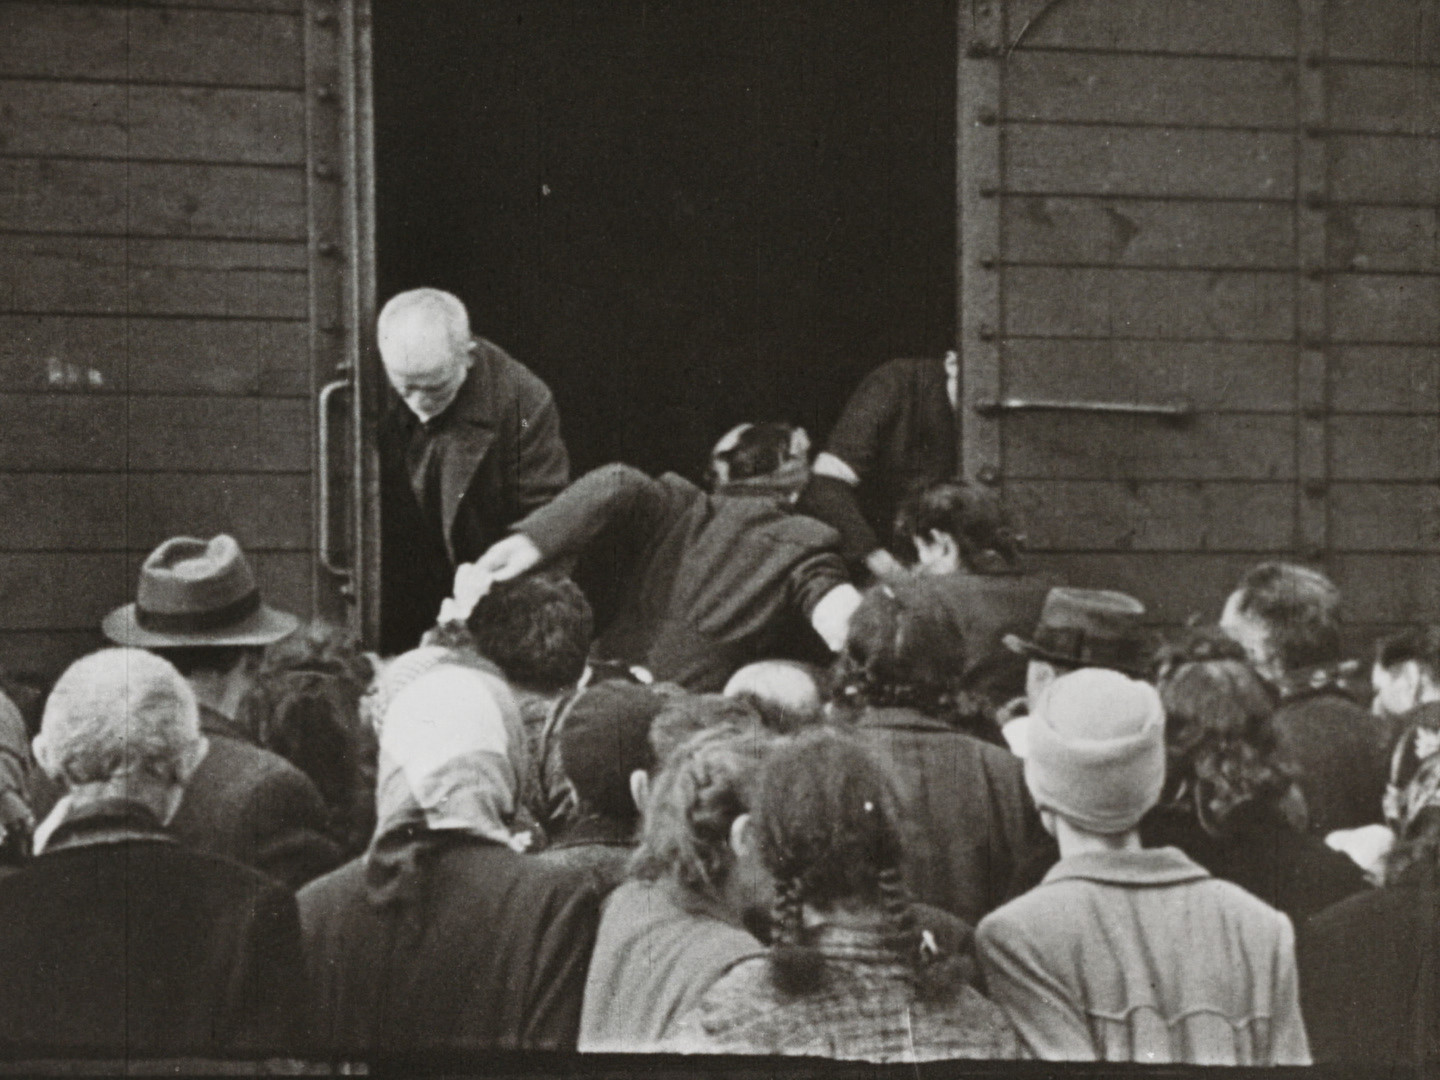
[973,397,1194,419]
[317,375,353,580]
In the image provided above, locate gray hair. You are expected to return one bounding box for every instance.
[376,287,471,350]
[35,648,202,787]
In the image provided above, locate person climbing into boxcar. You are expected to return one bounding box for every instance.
[378,287,570,653]
[454,422,862,692]
[98,534,342,889]
[894,479,1057,715]
[1220,561,1390,836]
[795,352,959,580]
[661,727,1020,1062]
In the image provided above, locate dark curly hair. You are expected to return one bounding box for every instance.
[756,728,957,1000]
[238,622,377,856]
[1155,658,1296,836]
[895,480,1022,571]
[831,584,991,735]
[464,575,593,694]
[1151,623,1249,682]
[1231,562,1342,672]
[1377,624,1440,674]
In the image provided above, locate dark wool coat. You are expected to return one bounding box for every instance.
[170,726,343,890]
[380,337,570,652]
[1300,883,1440,1064]
[298,832,600,1055]
[1271,676,1393,835]
[519,464,849,691]
[801,357,955,564]
[1140,800,1368,922]
[849,707,1056,926]
[0,800,306,1056]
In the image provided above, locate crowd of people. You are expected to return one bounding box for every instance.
[2,288,1437,1066]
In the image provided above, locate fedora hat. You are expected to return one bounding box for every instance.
[103,534,299,649]
[1003,587,1149,675]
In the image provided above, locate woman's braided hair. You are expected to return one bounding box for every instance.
[756,728,947,998]
[628,721,777,898]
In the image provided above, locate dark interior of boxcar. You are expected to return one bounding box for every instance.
[371,0,957,479]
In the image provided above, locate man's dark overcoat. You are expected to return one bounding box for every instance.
[380,338,569,651]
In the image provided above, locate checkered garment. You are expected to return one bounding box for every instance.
[660,923,1020,1062]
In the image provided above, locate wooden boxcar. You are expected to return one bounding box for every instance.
[1,0,1436,678]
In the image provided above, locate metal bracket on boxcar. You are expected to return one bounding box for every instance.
[972,397,1195,420]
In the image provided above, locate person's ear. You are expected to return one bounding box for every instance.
[629,769,649,816]
[1420,666,1440,705]
[728,812,754,859]
[1039,807,1057,838]
[927,530,959,564]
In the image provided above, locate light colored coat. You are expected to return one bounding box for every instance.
[976,846,1311,1065]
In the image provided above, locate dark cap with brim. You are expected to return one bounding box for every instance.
[1004,587,1150,676]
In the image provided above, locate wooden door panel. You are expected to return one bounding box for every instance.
[1329,208,1440,275]
[1003,414,1295,481]
[1331,276,1440,344]
[1331,136,1440,203]
[1009,481,1294,552]
[1330,485,1440,551]
[1008,0,1298,56]
[1330,417,1440,480]
[1329,347,1440,412]
[1003,268,1295,340]
[1005,54,1296,128]
[1004,197,1295,269]
[1007,126,1295,199]
[1004,342,1294,411]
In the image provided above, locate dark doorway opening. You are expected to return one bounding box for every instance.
[371,0,956,645]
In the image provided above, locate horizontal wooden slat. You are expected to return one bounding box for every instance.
[1329,207,1440,274]
[1023,552,1264,625]
[0,473,311,551]
[1331,135,1440,204]
[1004,53,1296,128]
[1008,0,1299,58]
[0,80,304,164]
[1331,416,1440,480]
[0,394,308,472]
[155,0,303,10]
[0,315,308,396]
[1006,125,1295,200]
[1324,1,1440,64]
[1331,275,1440,345]
[0,550,313,632]
[1007,481,1294,551]
[1003,267,1294,340]
[0,236,307,318]
[0,158,306,239]
[1334,555,1440,624]
[1004,196,1294,268]
[1329,346,1440,413]
[1330,485,1440,552]
[0,630,107,684]
[1329,64,1440,137]
[1002,413,1297,481]
[127,7,303,88]
[1003,341,1295,412]
[0,3,128,81]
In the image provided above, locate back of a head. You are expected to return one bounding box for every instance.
[896,480,1020,569]
[1025,667,1166,834]
[647,692,764,774]
[834,583,971,719]
[1232,562,1342,672]
[1157,658,1291,828]
[708,422,797,488]
[630,723,778,897]
[723,661,824,734]
[464,576,593,694]
[35,648,200,788]
[559,681,667,823]
[1377,625,1440,675]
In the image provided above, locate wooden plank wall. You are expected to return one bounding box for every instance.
[0,0,316,679]
[985,0,1439,648]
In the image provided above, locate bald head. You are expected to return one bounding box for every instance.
[723,660,823,733]
[377,288,475,421]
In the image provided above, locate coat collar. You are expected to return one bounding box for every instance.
[852,706,956,735]
[1040,846,1212,888]
[42,798,175,856]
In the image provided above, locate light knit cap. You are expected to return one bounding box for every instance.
[1024,667,1166,834]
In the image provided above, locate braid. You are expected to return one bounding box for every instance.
[877,866,921,972]
[768,875,825,996]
